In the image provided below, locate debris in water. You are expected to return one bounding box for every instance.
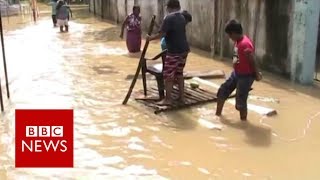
[198,119,223,130]
[198,167,210,175]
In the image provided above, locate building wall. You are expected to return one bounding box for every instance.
[89,0,299,76]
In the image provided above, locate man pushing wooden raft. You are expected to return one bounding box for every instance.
[123,0,191,105]
[123,0,275,120]
[122,0,219,111]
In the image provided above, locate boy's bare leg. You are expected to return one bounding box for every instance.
[157,80,173,105]
[215,98,225,116]
[240,109,247,121]
[60,26,64,32]
[215,72,237,116]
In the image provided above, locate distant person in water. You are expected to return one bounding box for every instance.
[215,20,262,121]
[29,0,38,22]
[160,10,192,51]
[49,0,58,27]
[63,0,70,20]
[120,6,142,53]
[56,0,73,33]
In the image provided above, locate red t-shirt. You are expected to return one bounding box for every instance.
[232,35,255,75]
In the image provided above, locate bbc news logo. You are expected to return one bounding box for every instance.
[15,110,73,168]
[23,126,67,153]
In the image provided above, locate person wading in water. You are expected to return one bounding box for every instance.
[120,6,142,53]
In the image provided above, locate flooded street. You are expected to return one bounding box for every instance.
[1,6,320,179]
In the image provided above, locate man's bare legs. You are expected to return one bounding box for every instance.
[157,76,184,105]
[157,53,188,106]
[157,79,174,105]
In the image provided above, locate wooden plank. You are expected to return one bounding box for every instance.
[193,77,220,89]
[136,84,218,114]
[193,77,277,116]
[172,86,206,102]
[151,85,213,103]
[154,98,217,114]
[149,86,207,103]
[184,70,225,79]
[192,87,217,98]
[186,89,214,102]
[125,74,154,80]
[184,90,208,102]
[135,96,160,101]
[155,90,217,112]
[126,70,225,80]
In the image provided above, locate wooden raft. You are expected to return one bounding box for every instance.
[135,84,218,114]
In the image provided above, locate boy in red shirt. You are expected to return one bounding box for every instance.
[216,20,262,121]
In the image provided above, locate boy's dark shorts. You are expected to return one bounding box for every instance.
[217,71,254,111]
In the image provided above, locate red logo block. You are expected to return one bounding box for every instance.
[15,109,74,168]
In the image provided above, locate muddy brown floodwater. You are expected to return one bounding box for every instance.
[0,5,320,180]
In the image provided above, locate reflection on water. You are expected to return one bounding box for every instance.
[0,6,320,180]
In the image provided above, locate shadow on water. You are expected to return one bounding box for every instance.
[163,112,198,131]
[124,104,197,131]
[92,65,118,75]
[220,116,272,147]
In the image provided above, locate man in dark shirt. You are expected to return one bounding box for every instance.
[147,0,190,105]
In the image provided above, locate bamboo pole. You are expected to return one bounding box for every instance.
[93,0,96,15]
[210,0,215,58]
[125,0,128,16]
[101,0,103,18]
[0,8,10,99]
[115,0,119,24]
[0,9,6,112]
[0,78,3,111]
[219,0,224,58]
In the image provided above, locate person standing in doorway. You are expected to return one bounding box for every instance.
[147,0,190,105]
[49,0,58,27]
[215,19,262,121]
[120,6,142,53]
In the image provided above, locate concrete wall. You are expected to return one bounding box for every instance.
[88,0,320,78]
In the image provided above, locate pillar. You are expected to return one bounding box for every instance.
[290,0,320,85]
